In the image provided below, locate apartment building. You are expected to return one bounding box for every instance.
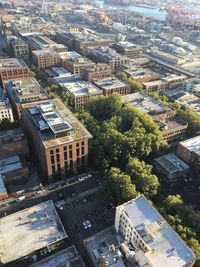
[0,58,30,87]
[90,46,130,73]
[115,195,196,267]
[5,77,49,120]
[0,91,14,122]
[32,49,60,69]
[113,42,143,59]
[94,76,130,96]
[82,63,112,82]
[21,98,92,182]
[60,51,95,76]
[7,36,29,58]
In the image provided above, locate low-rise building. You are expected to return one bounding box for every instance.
[122,92,176,121]
[162,74,186,89]
[90,46,129,73]
[21,98,92,183]
[177,135,200,164]
[94,76,130,96]
[143,79,169,94]
[0,200,68,266]
[154,153,189,179]
[60,51,95,76]
[32,49,60,69]
[115,195,196,267]
[182,78,200,92]
[82,63,112,82]
[45,67,71,79]
[114,42,143,59]
[7,36,29,58]
[0,90,14,122]
[61,80,103,109]
[5,77,49,119]
[123,66,160,83]
[0,128,29,159]
[0,58,30,87]
[150,50,187,65]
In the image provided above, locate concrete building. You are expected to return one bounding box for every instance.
[45,67,71,79]
[56,30,113,53]
[60,80,103,109]
[21,98,92,183]
[114,42,142,59]
[115,195,196,267]
[0,200,68,266]
[150,50,187,65]
[60,51,95,76]
[82,63,112,82]
[94,76,130,96]
[32,49,61,69]
[90,46,129,73]
[28,35,67,53]
[122,92,176,121]
[0,58,30,87]
[7,36,29,58]
[0,155,28,184]
[0,90,14,122]
[5,77,49,120]
[30,246,86,267]
[177,135,200,164]
[0,128,29,159]
[154,153,189,179]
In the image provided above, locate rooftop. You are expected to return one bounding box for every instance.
[0,58,27,69]
[94,76,128,90]
[91,46,128,62]
[0,90,12,110]
[22,98,92,148]
[53,74,81,86]
[0,200,67,265]
[174,92,200,116]
[30,246,86,267]
[28,35,67,50]
[143,79,168,87]
[179,135,200,152]
[154,153,189,173]
[32,49,59,57]
[117,195,196,267]
[50,67,70,77]
[158,116,188,132]
[5,77,49,104]
[0,155,23,174]
[63,80,102,97]
[0,127,25,141]
[116,41,141,50]
[122,92,172,116]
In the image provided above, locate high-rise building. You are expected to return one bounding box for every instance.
[21,98,92,182]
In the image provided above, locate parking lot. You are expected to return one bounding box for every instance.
[57,189,115,241]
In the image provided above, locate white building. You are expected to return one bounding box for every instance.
[0,91,14,122]
[115,195,196,267]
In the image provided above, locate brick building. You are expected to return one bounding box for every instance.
[82,63,112,82]
[21,98,92,183]
[32,49,60,69]
[113,42,142,59]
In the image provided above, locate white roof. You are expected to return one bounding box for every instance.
[118,195,195,267]
[179,135,200,152]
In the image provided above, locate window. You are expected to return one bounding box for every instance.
[57,164,61,171]
[51,155,55,164]
[76,143,80,147]
[69,145,72,149]
[56,154,60,162]
[52,165,55,173]
[64,152,67,160]
[50,150,54,155]
[76,148,80,157]
[69,150,73,159]
[56,148,59,153]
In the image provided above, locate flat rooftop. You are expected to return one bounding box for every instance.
[0,127,24,139]
[0,200,67,265]
[94,76,128,90]
[143,79,168,87]
[122,92,172,116]
[6,77,49,104]
[30,246,85,267]
[51,67,70,77]
[63,80,102,97]
[117,195,196,267]
[154,153,189,173]
[91,46,127,62]
[158,116,188,132]
[0,155,24,174]
[84,227,126,267]
[116,41,141,49]
[59,51,82,60]
[22,98,92,148]
[179,135,200,152]
[53,74,81,86]
[32,49,59,56]
[0,58,27,69]
[174,92,200,116]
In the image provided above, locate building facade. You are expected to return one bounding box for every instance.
[32,49,61,69]
[82,63,112,82]
[114,42,142,59]
[0,91,14,122]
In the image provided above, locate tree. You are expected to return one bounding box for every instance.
[116,71,128,81]
[127,77,143,92]
[104,167,138,203]
[126,157,159,197]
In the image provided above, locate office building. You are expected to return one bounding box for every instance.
[21,98,92,182]
[60,80,103,109]
[82,63,112,82]
[60,51,95,76]
[94,76,130,96]
[6,77,49,119]
[154,153,189,179]
[0,200,68,266]
[32,49,61,69]
[0,128,29,159]
[177,135,200,164]
[7,36,29,58]
[90,46,129,72]
[114,42,143,59]
[0,58,30,87]
[115,195,196,267]
[0,90,14,122]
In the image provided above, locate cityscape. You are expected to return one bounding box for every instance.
[0,0,200,266]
